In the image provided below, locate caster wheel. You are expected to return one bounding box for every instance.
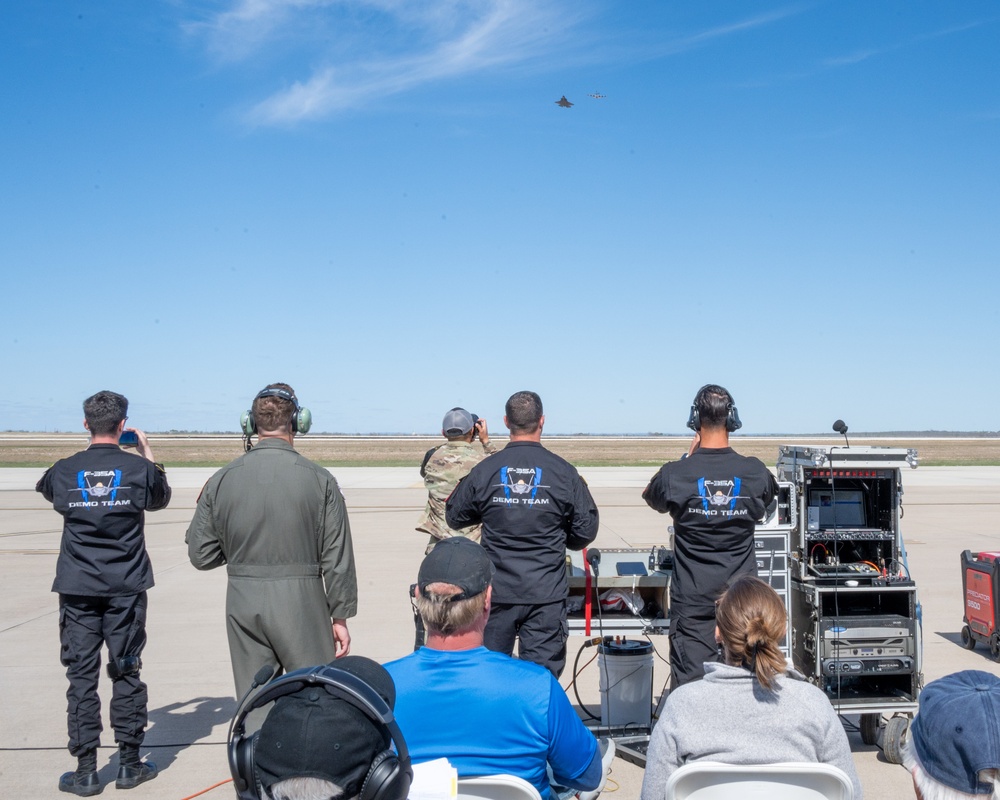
[883,716,909,765]
[990,633,1000,661]
[860,713,881,746]
[961,625,976,650]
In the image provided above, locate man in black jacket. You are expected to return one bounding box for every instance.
[446,391,599,677]
[643,384,777,688]
[37,391,171,796]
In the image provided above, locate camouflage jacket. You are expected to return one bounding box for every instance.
[417,439,497,542]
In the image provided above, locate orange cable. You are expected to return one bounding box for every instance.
[180,777,233,800]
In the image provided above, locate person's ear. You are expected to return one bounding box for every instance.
[503,416,510,430]
[83,419,91,432]
[714,625,722,644]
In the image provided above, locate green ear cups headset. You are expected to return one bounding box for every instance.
[241,387,312,436]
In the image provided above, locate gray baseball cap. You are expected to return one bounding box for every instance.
[442,407,476,436]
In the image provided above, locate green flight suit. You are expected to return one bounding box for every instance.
[186,438,357,696]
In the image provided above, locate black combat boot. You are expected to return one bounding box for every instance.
[115,744,157,790]
[59,749,101,796]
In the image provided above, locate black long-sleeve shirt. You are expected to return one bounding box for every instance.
[446,440,599,604]
[37,444,171,596]
[643,447,777,606]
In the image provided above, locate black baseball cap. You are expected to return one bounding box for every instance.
[418,536,495,600]
[255,657,395,795]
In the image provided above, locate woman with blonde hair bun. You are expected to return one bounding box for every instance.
[640,575,863,800]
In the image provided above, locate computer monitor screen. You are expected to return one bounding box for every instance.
[809,489,866,528]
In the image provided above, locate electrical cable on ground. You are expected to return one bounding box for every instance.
[180,777,233,800]
[569,641,602,720]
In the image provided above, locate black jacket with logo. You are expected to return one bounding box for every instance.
[37,444,172,596]
[643,447,777,606]
[446,440,599,604]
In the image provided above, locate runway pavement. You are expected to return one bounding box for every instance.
[2,465,999,799]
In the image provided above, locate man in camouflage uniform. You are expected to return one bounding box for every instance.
[416,407,497,554]
[412,407,496,650]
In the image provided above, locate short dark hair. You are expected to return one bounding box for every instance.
[253,383,297,432]
[83,391,128,436]
[694,384,734,430]
[505,391,543,434]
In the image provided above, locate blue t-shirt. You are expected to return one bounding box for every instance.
[384,646,597,799]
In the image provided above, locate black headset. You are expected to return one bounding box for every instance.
[228,665,412,800]
[686,384,742,433]
[241,387,313,436]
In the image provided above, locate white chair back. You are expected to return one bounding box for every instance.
[457,774,544,800]
[664,761,854,800]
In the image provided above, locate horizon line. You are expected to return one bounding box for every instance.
[3,430,998,439]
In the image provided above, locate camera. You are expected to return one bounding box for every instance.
[119,431,140,448]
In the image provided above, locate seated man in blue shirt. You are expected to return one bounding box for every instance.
[385,537,606,800]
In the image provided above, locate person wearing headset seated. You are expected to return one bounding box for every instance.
[231,656,411,800]
[385,537,613,800]
[642,384,778,688]
[640,576,862,800]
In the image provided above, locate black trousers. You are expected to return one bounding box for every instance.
[668,600,719,689]
[59,592,148,756]
[484,600,568,678]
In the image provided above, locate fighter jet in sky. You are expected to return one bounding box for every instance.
[588,93,606,99]
[555,96,573,108]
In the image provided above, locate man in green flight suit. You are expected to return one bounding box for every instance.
[186,383,357,696]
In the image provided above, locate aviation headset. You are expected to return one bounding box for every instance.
[241,387,313,436]
[228,664,412,800]
[686,384,743,433]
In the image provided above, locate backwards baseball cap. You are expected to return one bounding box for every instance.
[910,670,1000,795]
[418,536,495,600]
[442,407,476,437]
[255,657,396,795]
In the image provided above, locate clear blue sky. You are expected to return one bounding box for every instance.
[3,2,998,435]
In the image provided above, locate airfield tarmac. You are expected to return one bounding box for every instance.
[2,464,999,800]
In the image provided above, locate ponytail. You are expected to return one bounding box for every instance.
[716,575,788,691]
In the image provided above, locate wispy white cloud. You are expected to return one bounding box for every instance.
[654,6,805,57]
[187,0,585,123]
[571,5,807,70]
[823,49,881,68]
[185,0,339,60]
[187,1,803,125]
[821,19,990,69]
[249,2,578,124]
